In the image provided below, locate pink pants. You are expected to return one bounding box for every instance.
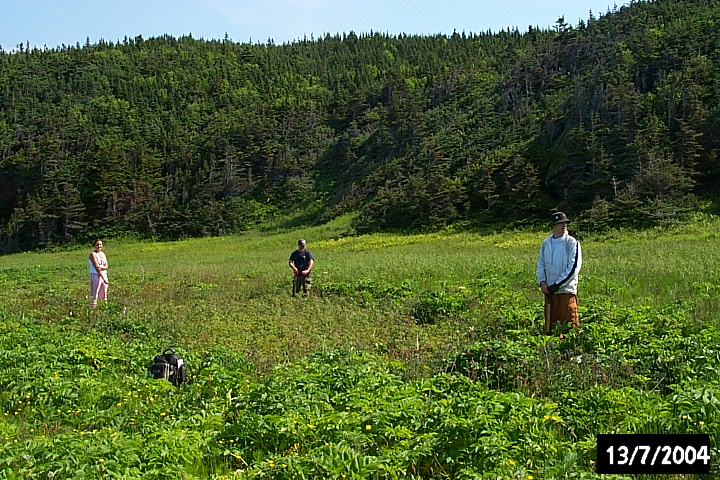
[90,273,108,306]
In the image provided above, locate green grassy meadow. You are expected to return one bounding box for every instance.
[1,214,720,479]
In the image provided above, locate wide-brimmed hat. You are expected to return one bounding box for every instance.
[550,212,570,225]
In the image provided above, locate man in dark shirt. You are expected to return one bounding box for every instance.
[289,238,314,297]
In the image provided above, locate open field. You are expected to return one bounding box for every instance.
[1,214,720,478]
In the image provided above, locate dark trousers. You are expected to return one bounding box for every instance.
[292,274,311,297]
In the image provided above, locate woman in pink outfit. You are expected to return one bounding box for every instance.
[89,239,109,307]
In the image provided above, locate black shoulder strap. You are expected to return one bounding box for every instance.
[557,239,579,288]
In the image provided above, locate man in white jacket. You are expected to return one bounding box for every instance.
[537,212,582,336]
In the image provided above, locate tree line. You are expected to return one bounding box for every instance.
[0,0,717,252]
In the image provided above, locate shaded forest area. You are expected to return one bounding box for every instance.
[1,0,719,252]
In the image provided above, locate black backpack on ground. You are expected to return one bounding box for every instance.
[148,348,187,387]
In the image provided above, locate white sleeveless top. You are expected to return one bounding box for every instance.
[89,251,107,275]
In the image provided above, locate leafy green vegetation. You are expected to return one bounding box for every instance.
[2,0,720,252]
[1,214,719,478]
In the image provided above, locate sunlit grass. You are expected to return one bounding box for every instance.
[2,214,719,373]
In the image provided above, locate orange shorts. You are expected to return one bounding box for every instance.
[547,293,578,331]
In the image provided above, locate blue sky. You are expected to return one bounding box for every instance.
[0,0,626,52]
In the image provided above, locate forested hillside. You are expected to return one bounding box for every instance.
[1,0,718,252]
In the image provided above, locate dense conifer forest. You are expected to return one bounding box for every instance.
[1,0,718,252]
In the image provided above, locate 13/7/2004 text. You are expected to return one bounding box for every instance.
[597,434,710,475]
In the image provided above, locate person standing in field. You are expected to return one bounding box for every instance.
[537,212,582,337]
[89,239,109,307]
[289,238,314,297]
